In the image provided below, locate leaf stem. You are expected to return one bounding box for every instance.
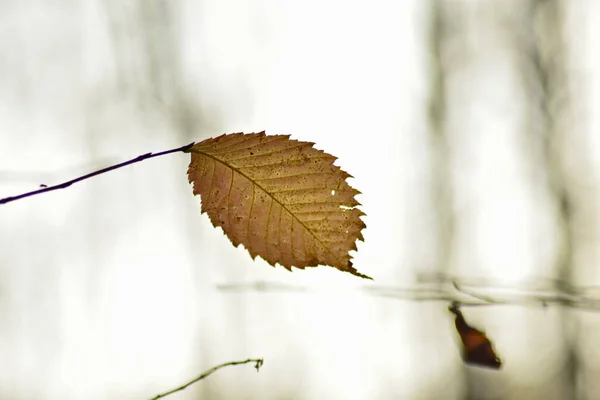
[149,358,264,400]
[0,142,195,205]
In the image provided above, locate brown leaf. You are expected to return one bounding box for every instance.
[186,131,370,279]
[448,302,502,369]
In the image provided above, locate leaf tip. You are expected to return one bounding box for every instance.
[346,261,372,280]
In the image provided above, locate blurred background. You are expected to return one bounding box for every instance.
[1,0,600,399]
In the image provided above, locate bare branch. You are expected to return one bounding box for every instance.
[217,279,600,311]
[0,142,195,205]
[149,358,264,400]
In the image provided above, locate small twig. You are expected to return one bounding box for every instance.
[0,142,195,205]
[149,358,264,400]
[217,280,491,306]
[216,280,600,311]
[452,281,502,304]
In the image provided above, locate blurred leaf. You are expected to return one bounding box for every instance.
[187,131,370,279]
[448,302,502,369]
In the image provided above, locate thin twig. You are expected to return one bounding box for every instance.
[149,358,264,400]
[0,142,195,205]
[452,281,501,304]
[216,280,600,311]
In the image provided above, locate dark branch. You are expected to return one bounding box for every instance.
[0,142,195,205]
[149,358,264,400]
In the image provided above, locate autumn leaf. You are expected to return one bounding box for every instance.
[186,131,370,279]
[448,302,502,369]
